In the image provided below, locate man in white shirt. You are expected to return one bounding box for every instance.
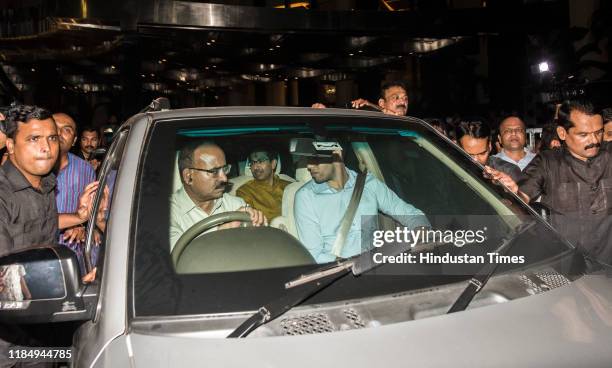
[169,141,266,250]
[493,116,536,171]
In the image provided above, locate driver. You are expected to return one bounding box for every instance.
[169,141,266,250]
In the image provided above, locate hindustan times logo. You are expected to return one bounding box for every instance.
[372,227,487,248]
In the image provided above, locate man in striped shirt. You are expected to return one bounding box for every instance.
[53,112,97,272]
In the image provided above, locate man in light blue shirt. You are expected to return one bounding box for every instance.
[493,116,535,171]
[294,148,429,263]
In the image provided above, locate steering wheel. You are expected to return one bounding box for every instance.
[172,211,252,266]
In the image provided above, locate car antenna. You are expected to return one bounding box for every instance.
[139,97,171,113]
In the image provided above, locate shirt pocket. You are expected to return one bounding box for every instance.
[11,218,43,247]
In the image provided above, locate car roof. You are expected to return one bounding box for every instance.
[122,106,426,130]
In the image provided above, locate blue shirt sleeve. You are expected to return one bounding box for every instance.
[294,186,329,263]
[369,175,430,229]
[84,163,96,185]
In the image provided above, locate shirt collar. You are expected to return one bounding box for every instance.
[562,145,603,166]
[311,168,356,194]
[500,148,534,162]
[176,186,224,215]
[1,159,56,193]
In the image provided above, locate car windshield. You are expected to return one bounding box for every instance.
[132,113,583,318]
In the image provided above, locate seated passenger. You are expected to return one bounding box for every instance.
[169,141,266,250]
[236,148,291,220]
[294,143,430,263]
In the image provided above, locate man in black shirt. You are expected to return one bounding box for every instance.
[74,125,102,171]
[0,105,99,258]
[0,106,61,257]
[0,105,60,367]
[487,100,611,265]
[455,118,522,182]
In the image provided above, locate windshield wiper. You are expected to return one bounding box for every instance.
[447,220,537,314]
[227,235,444,338]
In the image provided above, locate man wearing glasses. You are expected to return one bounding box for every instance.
[236,148,291,220]
[486,100,611,265]
[169,141,266,250]
[493,116,535,171]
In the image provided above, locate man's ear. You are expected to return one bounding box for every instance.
[271,159,277,171]
[72,136,77,147]
[6,138,14,154]
[181,168,192,185]
[488,140,492,153]
[556,126,567,141]
[378,98,386,110]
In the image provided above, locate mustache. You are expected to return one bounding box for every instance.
[585,143,600,150]
[215,181,228,190]
[396,104,407,109]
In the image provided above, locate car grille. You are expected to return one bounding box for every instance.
[343,308,366,328]
[280,313,336,335]
[534,271,570,289]
[520,269,570,294]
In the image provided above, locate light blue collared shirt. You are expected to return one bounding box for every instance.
[294,169,430,263]
[493,148,536,171]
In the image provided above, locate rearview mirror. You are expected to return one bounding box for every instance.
[289,138,341,158]
[0,247,97,324]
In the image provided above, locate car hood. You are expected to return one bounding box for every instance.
[100,273,612,368]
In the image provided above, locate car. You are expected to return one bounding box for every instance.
[1,106,612,367]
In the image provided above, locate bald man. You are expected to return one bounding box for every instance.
[169,141,266,250]
[53,112,97,272]
[493,116,536,171]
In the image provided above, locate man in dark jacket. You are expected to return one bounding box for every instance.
[487,100,611,265]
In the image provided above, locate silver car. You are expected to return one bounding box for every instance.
[2,107,612,367]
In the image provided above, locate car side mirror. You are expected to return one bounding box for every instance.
[0,247,97,324]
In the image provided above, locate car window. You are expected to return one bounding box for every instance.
[132,115,581,319]
[85,129,129,286]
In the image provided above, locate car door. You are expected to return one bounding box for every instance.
[73,126,135,367]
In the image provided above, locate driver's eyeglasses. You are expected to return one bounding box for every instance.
[189,164,231,177]
[247,159,270,167]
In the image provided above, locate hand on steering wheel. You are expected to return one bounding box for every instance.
[242,205,268,226]
[218,206,268,229]
[172,210,267,267]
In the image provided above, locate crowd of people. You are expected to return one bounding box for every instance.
[0,81,611,284]
[312,81,611,266]
[0,81,610,365]
[0,106,107,278]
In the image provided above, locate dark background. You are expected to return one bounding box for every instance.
[0,0,610,127]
